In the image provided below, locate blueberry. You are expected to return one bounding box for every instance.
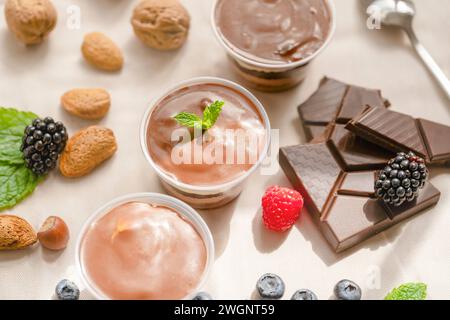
[192,292,213,300]
[291,289,318,300]
[334,280,361,300]
[256,273,285,299]
[55,279,80,300]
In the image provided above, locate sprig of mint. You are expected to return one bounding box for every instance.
[384,282,427,300]
[173,100,225,131]
[0,107,43,210]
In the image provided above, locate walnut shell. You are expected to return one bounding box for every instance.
[131,0,190,50]
[61,88,111,120]
[0,215,37,250]
[81,32,124,71]
[59,126,117,178]
[4,0,57,45]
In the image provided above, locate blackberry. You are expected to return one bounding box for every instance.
[21,117,68,176]
[375,152,428,207]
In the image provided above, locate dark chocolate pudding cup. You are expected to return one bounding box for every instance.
[140,77,271,209]
[212,0,336,92]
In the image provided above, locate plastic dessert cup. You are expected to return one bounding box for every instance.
[211,0,336,92]
[76,192,215,300]
[140,77,271,209]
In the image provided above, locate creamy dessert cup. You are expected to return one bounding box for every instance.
[212,0,336,92]
[140,77,271,209]
[76,193,214,300]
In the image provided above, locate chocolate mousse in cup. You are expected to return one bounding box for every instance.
[140,77,271,209]
[76,193,214,300]
[212,0,336,92]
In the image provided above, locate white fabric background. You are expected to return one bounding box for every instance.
[0,0,449,300]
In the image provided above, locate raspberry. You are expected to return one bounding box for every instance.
[262,186,304,232]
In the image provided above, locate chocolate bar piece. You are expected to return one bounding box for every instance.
[298,78,395,170]
[346,106,450,164]
[279,142,441,252]
[326,124,394,171]
[298,77,389,134]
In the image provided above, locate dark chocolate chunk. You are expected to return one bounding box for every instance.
[278,141,441,253]
[338,172,376,197]
[279,143,342,216]
[381,183,441,220]
[326,124,395,171]
[417,118,450,162]
[303,124,327,141]
[336,85,385,124]
[346,107,450,164]
[321,196,388,252]
[298,77,347,125]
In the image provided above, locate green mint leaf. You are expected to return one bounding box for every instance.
[384,283,427,300]
[173,112,202,129]
[0,162,43,210]
[0,107,38,165]
[202,100,224,130]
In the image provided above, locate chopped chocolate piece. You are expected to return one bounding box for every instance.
[303,124,327,141]
[279,143,342,216]
[346,107,450,164]
[417,118,450,162]
[346,107,428,159]
[279,141,441,252]
[321,196,389,252]
[336,85,385,124]
[298,77,347,125]
[298,77,389,128]
[326,124,395,171]
[338,172,376,197]
[381,183,441,220]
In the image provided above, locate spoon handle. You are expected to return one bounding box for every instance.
[405,27,450,100]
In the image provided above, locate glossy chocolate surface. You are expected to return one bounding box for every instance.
[215,0,332,64]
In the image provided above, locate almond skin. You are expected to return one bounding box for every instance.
[61,88,110,120]
[0,215,37,250]
[59,126,117,178]
[4,0,57,45]
[37,216,69,250]
[81,32,124,71]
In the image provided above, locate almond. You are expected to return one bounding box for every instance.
[4,0,57,45]
[81,32,124,71]
[0,215,37,250]
[61,88,110,120]
[59,126,117,178]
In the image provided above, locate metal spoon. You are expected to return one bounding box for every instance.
[364,0,450,100]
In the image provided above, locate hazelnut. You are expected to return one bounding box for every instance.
[4,0,57,45]
[131,0,190,50]
[37,216,69,250]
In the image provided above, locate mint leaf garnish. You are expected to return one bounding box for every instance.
[0,107,38,164]
[384,283,427,300]
[202,100,224,130]
[173,100,224,131]
[0,107,43,210]
[173,112,202,129]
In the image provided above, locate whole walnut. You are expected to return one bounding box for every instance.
[4,0,57,45]
[131,0,190,50]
